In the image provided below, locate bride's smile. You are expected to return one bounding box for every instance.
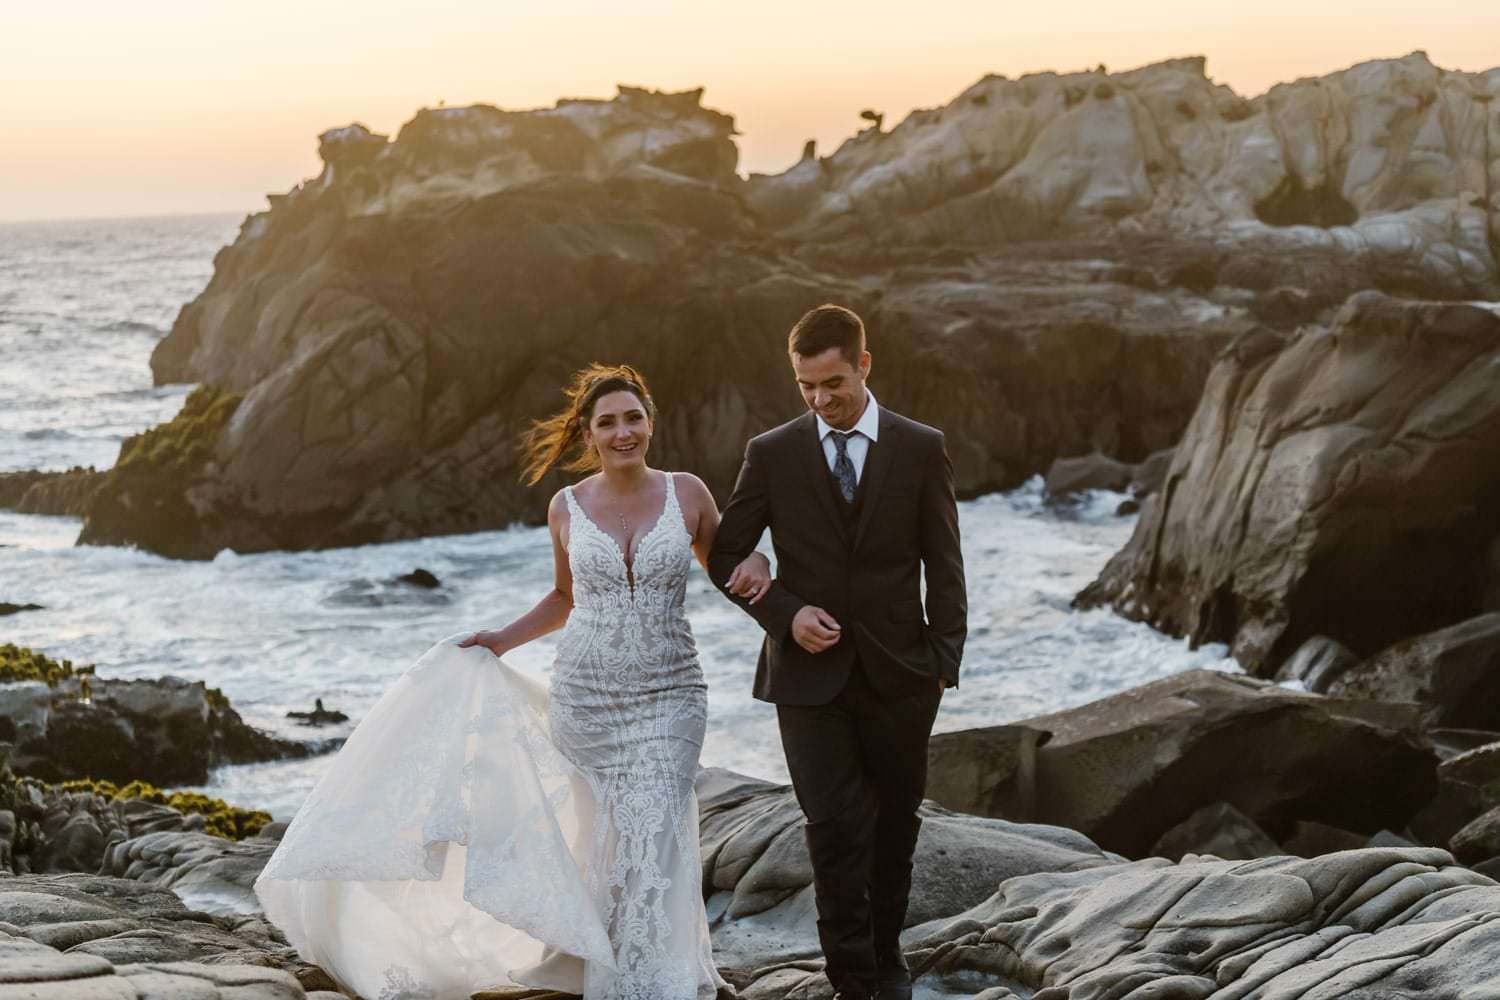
[585,390,653,471]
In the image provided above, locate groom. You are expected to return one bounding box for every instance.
[709,304,967,1000]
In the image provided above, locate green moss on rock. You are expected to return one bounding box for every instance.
[79,384,245,559]
[55,776,271,840]
[0,643,95,686]
[116,384,243,476]
[205,686,230,713]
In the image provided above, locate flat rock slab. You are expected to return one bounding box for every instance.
[0,933,114,983]
[745,847,1500,998]
[926,848,1499,999]
[0,875,315,999]
[0,937,308,999]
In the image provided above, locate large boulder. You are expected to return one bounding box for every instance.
[1147,801,1282,861]
[1329,613,1500,729]
[1077,292,1500,676]
[1452,806,1500,864]
[926,669,1438,857]
[84,56,1498,558]
[1,669,326,786]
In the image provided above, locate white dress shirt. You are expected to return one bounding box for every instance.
[816,389,880,484]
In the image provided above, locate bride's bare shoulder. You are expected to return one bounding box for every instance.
[669,471,714,510]
[547,488,570,522]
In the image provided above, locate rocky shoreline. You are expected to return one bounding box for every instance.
[4,632,1500,997]
[3,751,1498,998]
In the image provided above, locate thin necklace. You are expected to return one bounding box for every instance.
[604,474,650,546]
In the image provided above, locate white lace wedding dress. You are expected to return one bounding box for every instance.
[255,472,727,1000]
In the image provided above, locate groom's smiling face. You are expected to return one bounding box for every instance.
[792,347,871,431]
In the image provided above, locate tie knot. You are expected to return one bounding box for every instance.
[830,430,854,456]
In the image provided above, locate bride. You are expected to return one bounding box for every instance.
[255,364,770,1000]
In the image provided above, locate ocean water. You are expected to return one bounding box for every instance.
[0,214,1237,820]
[0,215,232,472]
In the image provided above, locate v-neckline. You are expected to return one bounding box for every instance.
[571,471,672,585]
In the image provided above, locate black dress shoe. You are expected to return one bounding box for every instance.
[873,961,912,1000]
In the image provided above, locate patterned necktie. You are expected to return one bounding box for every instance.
[830,431,857,503]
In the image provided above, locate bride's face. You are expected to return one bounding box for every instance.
[585,390,652,470]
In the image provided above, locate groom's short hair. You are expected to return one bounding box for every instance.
[788,304,865,367]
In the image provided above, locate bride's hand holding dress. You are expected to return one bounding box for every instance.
[255,366,745,1000]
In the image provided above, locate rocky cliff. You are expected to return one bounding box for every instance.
[1077,292,1500,681]
[67,53,1499,557]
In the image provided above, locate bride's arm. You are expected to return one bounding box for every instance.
[459,491,574,657]
[680,475,770,603]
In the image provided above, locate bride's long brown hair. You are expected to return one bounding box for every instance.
[520,363,658,486]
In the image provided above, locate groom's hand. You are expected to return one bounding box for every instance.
[791,606,842,653]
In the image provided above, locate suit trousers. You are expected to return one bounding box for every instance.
[776,661,943,993]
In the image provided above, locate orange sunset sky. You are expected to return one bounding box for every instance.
[2,0,1496,223]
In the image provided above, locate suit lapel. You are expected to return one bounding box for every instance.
[852,407,897,551]
[798,412,849,544]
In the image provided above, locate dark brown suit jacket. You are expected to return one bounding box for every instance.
[708,406,967,705]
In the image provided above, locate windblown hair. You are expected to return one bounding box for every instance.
[520,363,658,486]
[788,304,866,365]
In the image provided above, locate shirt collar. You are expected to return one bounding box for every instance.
[817,389,880,443]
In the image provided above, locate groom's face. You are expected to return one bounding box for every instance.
[791,347,872,431]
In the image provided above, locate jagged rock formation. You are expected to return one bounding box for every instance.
[73,53,1495,557]
[748,53,1500,296]
[1077,292,1500,677]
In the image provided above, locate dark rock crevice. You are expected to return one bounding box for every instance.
[1254,172,1360,228]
